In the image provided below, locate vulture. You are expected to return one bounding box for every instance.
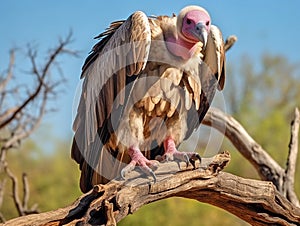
[71,5,226,193]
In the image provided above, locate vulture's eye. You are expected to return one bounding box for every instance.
[206,21,210,26]
[186,19,192,25]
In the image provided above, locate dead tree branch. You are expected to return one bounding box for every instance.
[3,164,39,217]
[0,50,14,92]
[3,151,300,226]
[0,180,6,223]
[202,108,285,183]
[202,107,300,207]
[283,107,299,206]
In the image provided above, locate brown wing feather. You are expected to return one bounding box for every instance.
[185,25,226,139]
[71,11,152,192]
[204,25,226,91]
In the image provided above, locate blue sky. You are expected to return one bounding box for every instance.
[1,1,300,148]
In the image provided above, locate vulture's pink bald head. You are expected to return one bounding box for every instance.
[166,6,211,59]
[178,6,211,46]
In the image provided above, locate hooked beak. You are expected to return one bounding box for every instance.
[193,22,208,48]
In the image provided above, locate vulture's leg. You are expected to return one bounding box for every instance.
[156,112,201,168]
[121,145,158,181]
[155,136,189,165]
[120,108,159,181]
[161,137,201,169]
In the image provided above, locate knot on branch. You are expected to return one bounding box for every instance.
[206,151,230,175]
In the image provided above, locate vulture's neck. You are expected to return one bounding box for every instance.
[166,35,201,60]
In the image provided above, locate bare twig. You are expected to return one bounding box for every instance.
[0,107,18,123]
[4,164,24,216]
[0,178,7,209]
[0,33,73,130]
[0,50,15,91]
[0,213,6,223]
[283,107,299,206]
[4,164,39,217]
[22,173,29,211]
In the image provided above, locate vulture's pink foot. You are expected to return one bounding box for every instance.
[121,146,159,182]
[156,137,201,169]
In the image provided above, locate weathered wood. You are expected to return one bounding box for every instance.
[3,151,300,226]
[3,152,229,225]
[283,107,300,207]
[203,108,286,190]
[202,108,300,207]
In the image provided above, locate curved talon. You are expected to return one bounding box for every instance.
[157,151,189,167]
[121,164,157,182]
[183,153,189,167]
[162,137,191,167]
[189,153,202,169]
[121,158,159,181]
[121,170,126,180]
[189,159,196,169]
[143,167,157,183]
[121,162,136,179]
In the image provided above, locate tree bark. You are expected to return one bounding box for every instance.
[3,151,300,226]
[202,107,300,207]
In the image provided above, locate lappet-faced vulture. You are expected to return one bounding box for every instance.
[71,5,226,193]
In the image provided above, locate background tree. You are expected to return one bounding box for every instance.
[0,32,79,222]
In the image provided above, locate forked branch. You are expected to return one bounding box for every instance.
[3,165,39,217]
